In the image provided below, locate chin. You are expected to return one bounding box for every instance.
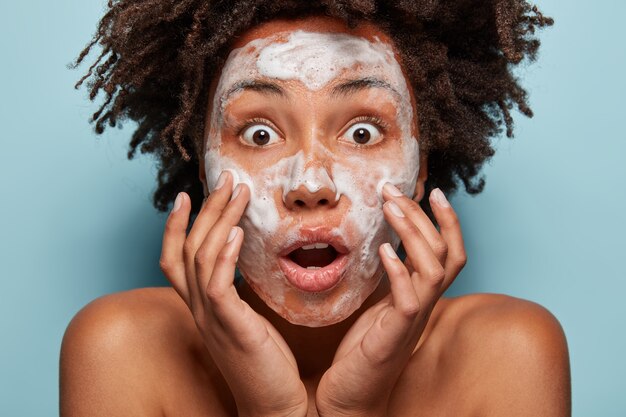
[238,244,387,327]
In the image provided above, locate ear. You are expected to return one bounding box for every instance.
[413,153,428,202]
[199,156,209,197]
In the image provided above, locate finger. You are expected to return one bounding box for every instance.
[205,227,278,351]
[383,200,444,308]
[195,183,250,299]
[355,243,419,364]
[379,243,420,320]
[183,171,233,309]
[429,188,467,293]
[159,192,191,305]
[205,227,248,324]
[184,170,233,255]
[382,183,448,265]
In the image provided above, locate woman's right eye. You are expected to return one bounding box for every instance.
[241,124,281,147]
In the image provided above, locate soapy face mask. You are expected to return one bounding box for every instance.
[204,30,420,326]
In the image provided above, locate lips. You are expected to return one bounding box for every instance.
[278,232,349,292]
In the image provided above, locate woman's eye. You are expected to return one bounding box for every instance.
[341,123,383,146]
[241,124,281,146]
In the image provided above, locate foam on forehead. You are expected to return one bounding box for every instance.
[213,30,413,123]
[255,30,398,90]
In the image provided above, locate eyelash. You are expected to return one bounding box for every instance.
[233,115,390,140]
[234,117,281,137]
[348,115,389,133]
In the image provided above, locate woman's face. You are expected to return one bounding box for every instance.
[202,16,421,326]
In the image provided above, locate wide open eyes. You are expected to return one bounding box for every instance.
[241,123,282,147]
[340,121,384,146]
[237,117,386,147]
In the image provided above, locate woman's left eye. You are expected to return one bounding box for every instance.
[241,124,281,147]
[341,122,383,146]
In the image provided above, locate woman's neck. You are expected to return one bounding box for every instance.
[237,278,390,378]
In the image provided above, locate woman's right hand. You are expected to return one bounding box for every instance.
[159,171,308,417]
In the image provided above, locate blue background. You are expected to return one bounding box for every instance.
[1,0,624,415]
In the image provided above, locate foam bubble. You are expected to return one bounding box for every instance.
[203,30,421,326]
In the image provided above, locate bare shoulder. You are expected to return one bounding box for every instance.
[443,293,568,347]
[60,287,233,417]
[437,293,571,416]
[60,287,193,367]
[62,286,190,336]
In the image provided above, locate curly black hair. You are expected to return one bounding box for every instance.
[73,0,552,216]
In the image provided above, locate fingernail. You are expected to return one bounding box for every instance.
[382,243,398,259]
[214,171,227,191]
[383,182,404,197]
[431,188,450,208]
[386,201,405,217]
[227,227,238,243]
[230,184,242,201]
[172,193,183,213]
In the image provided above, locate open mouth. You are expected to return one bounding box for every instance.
[278,239,349,292]
[288,243,338,269]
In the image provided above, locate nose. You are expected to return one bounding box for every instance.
[284,185,338,210]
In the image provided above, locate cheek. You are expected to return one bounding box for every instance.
[346,164,384,208]
[334,151,414,207]
[203,147,223,191]
[332,146,418,250]
[236,156,300,248]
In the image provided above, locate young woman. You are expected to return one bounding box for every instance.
[61,2,569,416]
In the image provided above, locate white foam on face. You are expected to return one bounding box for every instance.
[257,31,394,90]
[204,30,420,326]
[282,151,337,197]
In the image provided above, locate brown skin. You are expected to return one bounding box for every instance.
[60,17,570,417]
[201,17,426,326]
[60,289,570,416]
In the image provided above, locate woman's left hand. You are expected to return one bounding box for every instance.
[316,184,467,417]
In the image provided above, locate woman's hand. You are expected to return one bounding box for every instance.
[315,184,467,417]
[159,171,308,417]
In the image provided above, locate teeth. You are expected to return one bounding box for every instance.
[301,243,330,250]
[306,266,322,270]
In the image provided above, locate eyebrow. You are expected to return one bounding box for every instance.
[222,79,286,103]
[331,77,401,99]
